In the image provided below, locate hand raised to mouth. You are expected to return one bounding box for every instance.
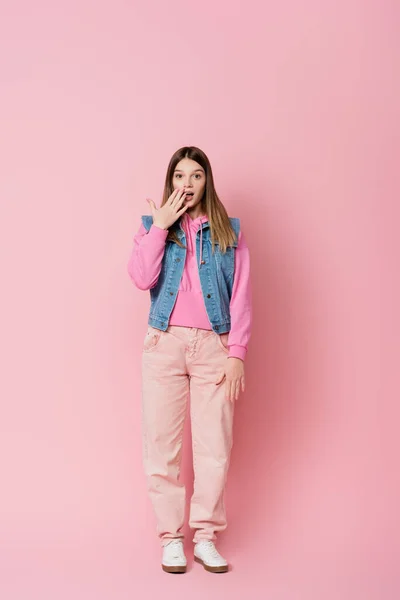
[146,188,190,230]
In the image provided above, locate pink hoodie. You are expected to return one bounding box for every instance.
[127,212,252,360]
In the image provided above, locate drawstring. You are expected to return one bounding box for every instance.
[183,213,192,255]
[199,220,203,267]
[183,213,206,267]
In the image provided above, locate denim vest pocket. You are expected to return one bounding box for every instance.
[211,244,235,279]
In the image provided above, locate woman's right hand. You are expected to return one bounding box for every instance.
[146,188,189,230]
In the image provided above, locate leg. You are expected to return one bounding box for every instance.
[141,326,189,546]
[188,331,235,543]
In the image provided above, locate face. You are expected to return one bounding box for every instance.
[172,158,206,211]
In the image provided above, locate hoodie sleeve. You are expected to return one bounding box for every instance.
[127,222,168,290]
[227,230,252,361]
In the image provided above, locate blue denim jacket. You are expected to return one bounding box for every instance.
[141,215,240,333]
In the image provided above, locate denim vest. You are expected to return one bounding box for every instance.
[141,215,240,334]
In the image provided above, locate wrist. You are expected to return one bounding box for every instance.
[153,221,168,231]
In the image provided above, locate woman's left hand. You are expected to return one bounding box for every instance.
[216,358,245,402]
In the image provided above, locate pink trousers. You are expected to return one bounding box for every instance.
[141,325,235,546]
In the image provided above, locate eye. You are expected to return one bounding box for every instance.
[175,174,182,178]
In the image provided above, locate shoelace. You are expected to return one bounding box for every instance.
[198,541,221,559]
[166,540,184,559]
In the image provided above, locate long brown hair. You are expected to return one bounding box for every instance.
[161,146,237,253]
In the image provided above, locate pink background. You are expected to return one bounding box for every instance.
[1,1,399,598]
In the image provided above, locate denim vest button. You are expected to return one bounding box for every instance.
[207,294,211,298]
[215,325,219,330]
[175,258,181,262]
[169,291,173,295]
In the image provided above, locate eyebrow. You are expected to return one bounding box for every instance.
[174,169,204,173]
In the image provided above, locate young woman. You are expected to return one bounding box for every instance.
[127,146,252,573]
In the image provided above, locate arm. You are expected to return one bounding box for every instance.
[227,230,252,360]
[127,222,168,290]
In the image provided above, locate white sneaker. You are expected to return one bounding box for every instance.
[162,539,187,573]
[194,540,229,573]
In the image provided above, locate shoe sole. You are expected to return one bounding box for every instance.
[162,563,187,574]
[194,555,228,573]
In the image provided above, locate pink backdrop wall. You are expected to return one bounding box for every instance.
[1,1,399,598]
